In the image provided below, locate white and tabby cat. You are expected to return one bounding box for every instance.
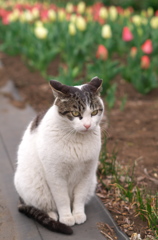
[14,77,104,234]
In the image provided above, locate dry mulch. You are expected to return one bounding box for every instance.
[0,52,158,239]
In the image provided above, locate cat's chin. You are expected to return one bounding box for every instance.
[76,128,93,134]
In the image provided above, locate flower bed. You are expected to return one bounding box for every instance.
[0,1,158,105]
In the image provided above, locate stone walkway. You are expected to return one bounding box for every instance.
[0,81,129,240]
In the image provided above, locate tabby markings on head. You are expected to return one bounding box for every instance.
[55,85,102,121]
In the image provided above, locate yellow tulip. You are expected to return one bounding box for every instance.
[58,9,66,21]
[68,22,76,36]
[35,21,43,27]
[132,15,142,26]
[24,10,34,22]
[109,6,118,21]
[101,24,112,39]
[99,7,108,19]
[70,14,77,23]
[77,1,86,14]
[147,7,154,17]
[76,16,86,31]
[9,9,20,22]
[34,26,48,39]
[32,8,39,19]
[150,16,158,29]
[48,9,56,22]
[66,3,74,13]
[123,9,131,17]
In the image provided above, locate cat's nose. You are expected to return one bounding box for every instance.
[83,124,91,129]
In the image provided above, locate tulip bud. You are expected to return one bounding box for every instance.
[68,22,76,36]
[24,10,34,22]
[122,26,133,41]
[132,15,142,26]
[147,7,154,17]
[96,45,108,60]
[101,24,112,39]
[48,9,56,22]
[141,55,150,69]
[130,47,137,58]
[70,14,77,23]
[109,6,118,21]
[150,16,158,29]
[66,3,74,13]
[32,8,40,19]
[76,16,86,31]
[77,1,86,14]
[34,26,48,39]
[141,39,153,54]
[35,20,43,27]
[99,7,108,19]
[58,9,66,21]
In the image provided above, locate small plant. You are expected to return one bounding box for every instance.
[98,144,158,238]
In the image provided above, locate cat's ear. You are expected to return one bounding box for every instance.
[49,80,70,98]
[89,77,102,94]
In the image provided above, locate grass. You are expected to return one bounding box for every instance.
[98,139,158,239]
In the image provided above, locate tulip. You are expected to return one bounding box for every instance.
[96,45,108,60]
[68,22,76,36]
[77,1,86,14]
[99,7,108,19]
[32,8,40,19]
[122,26,133,41]
[70,14,77,23]
[109,6,118,21]
[34,26,48,39]
[150,16,158,29]
[141,56,150,69]
[9,9,20,22]
[48,9,56,22]
[25,10,34,22]
[147,7,154,17]
[141,40,153,54]
[76,16,86,31]
[66,3,74,13]
[132,15,142,26]
[58,9,66,21]
[101,24,112,39]
[130,47,137,58]
[35,20,43,27]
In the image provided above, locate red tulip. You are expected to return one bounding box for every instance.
[122,26,133,41]
[130,46,137,57]
[141,56,150,69]
[141,39,153,54]
[96,45,108,60]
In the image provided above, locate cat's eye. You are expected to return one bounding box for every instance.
[91,110,98,116]
[72,111,80,117]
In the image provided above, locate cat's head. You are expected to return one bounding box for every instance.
[50,77,104,133]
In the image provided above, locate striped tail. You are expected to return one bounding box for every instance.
[18,202,73,235]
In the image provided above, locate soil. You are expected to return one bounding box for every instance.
[0,52,158,239]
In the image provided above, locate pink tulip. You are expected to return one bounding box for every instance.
[141,39,153,54]
[96,45,108,60]
[122,26,133,41]
[141,56,150,69]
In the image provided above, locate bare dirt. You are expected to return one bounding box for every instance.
[0,52,158,239]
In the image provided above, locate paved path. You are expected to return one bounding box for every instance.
[0,81,129,240]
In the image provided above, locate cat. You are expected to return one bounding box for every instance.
[14,76,104,235]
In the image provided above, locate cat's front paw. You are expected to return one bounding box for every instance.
[60,214,75,226]
[73,212,87,225]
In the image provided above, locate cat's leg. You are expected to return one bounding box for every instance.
[72,169,97,225]
[46,177,75,226]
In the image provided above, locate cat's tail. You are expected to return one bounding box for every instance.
[18,200,73,235]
